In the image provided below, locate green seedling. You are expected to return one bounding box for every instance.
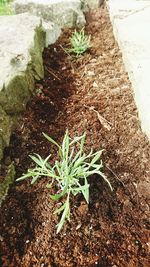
[17,130,112,233]
[67,28,91,56]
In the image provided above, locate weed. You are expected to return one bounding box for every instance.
[17,130,112,233]
[67,28,91,56]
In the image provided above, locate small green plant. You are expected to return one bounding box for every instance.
[67,28,91,56]
[17,130,112,233]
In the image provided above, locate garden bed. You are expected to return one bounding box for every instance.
[0,5,150,267]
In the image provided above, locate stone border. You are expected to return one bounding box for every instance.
[0,14,47,160]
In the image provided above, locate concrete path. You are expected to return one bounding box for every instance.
[107,0,150,139]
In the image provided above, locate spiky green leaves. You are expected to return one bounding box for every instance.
[67,28,91,56]
[17,130,112,233]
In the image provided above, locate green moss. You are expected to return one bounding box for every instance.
[0,163,15,206]
[0,106,12,159]
[0,73,34,114]
[30,25,46,79]
[0,1,14,16]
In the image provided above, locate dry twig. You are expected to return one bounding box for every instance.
[45,66,61,81]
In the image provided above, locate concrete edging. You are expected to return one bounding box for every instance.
[107,0,150,139]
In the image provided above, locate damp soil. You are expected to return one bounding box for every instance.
[0,5,150,267]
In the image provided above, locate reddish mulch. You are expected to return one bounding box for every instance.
[0,5,150,267]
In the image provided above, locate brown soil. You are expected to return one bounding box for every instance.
[0,5,150,267]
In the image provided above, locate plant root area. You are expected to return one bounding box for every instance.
[0,5,150,267]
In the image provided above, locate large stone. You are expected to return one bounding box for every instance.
[83,0,104,9]
[0,13,60,160]
[13,0,86,28]
[0,13,46,112]
[43,21,61,47]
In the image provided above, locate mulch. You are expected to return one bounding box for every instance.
[0,5,150,267]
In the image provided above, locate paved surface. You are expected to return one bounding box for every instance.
[107,0,150,139]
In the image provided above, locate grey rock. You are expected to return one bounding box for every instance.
[82,0,103,10]
[0,13,45,110]
[43,21,61,47]
[0,13,47,160]
[13,0,86,28]
[0,13,61,160]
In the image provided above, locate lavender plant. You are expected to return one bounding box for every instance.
[17,130,112,233]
